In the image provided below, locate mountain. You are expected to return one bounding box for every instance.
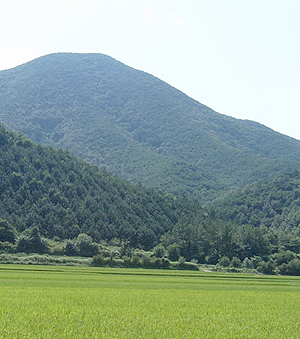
[0,123,205,250]
[211,170,300,237]
[1,52,300,202]
[2,123,300,265]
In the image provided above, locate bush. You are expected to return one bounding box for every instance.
[63,240,78,256]
[167,244,180,261]
[175,261,199,271]
[141,255,153,268]
[153,245,165,258]
[273,250,296,265]
[257,260,276,275]
[242,257,253,269]
[0,241,16,253]
[218,256,231,267]
[120,241,133,257]
[91,254,116,267]
[231,257,242,268]
[286,259,300,276]
[76,234,99,257]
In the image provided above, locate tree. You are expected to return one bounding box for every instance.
[153,245,165,258]
[29,227,49,254]
[16,227,48,254]
[0,219,15,243]
[120,241,133,257]
[218,256,230,267]
[63,239,78,256]
[167,243,180,261]
[286,259,300,276]
[75,233,99,257]
[230,257,242,268]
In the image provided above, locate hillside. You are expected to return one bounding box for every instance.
[1,53,300,202]
[211,170,300,240]
[0,123,204,250]
[2,124,300,267]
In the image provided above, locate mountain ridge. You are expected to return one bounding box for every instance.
[1,52,300,202]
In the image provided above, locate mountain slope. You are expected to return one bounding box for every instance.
[2,123,300,263]
[1,52,300,202]
[211,170,300,235]
[0,123,205,250]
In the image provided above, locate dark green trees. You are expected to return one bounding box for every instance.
[16,227,48,254]
[0,219,15,243]
[0,124,204,251]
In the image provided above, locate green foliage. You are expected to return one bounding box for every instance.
[284,259,300,276]
[120,241,133,257]
[2,123,300,268]
[152,244,165,258]
[2,53,300,202]
[63,240,78,256]
[16,227,48,254]
[230,256,242,268]
[0,253,90,266]
[257,259,276,275]
[0,218,15,243]
[0,124,206,251]
[166,243,180,261]
[211,171,300,251]
[75,233,99,257]
[218,256,231,267]
[174,260,199,271]
[273,250,296,265]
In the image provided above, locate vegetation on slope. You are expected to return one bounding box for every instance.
[211,170,300,236]
[1,53,300,202]
[2,124,300,273]
[0,124,203,250]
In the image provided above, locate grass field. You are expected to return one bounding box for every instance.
[0,265,300,338]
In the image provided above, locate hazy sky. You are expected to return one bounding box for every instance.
[1,0,299,140]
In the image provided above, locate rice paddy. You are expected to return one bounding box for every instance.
[0,265,300,338]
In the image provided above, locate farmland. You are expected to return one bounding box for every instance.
[0,265,300,338]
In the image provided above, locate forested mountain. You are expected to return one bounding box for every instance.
[2,123,300,271]
[211,171,300,237]
[0,123,204,250]
[1,53,300,202]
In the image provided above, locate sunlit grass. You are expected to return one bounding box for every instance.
[0,265,300,338]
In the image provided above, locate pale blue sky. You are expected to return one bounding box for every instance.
[1,0,299,140]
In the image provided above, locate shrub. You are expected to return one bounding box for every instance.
[231,257,242,268]
[286,259,300,276]
[153,245,165,258]
[218,256,231,267]
[175,261,199,271]
[91,254,107,267]
[257,260,276,275]
[273,250,296,265]
[63,240,78,256]
[167,244,180,261]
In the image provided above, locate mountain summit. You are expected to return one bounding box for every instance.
[1,53,300,202]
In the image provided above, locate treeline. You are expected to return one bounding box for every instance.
[2,123,300,274]
[211,171,300,234]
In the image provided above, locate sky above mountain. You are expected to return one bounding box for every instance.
[0,0,299,140]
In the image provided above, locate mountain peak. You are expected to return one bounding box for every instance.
[1,52,300,202]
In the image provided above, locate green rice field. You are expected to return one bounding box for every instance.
[1,265,300,338]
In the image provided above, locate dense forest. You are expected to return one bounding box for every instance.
[211,171,300,240]
[1,53,300,202]
[2,124,300,274]
[2,53,300,274]
[0,123,205,250]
